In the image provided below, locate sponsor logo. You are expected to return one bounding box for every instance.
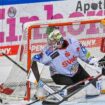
[65,51,70,57]
[8,7,17,18]
[62,56,77,67]
[76,0,105,14]
[0,45,19,56]
[79,37,102,48]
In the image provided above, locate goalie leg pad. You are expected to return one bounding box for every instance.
[85,81,101,98]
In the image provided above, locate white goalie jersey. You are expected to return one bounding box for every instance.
[33,36,92,77]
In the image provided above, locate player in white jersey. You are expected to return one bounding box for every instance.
[32,27,105,100]
[33,27,92,86]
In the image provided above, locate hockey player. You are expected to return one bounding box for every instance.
[33,27,92,86]
[32,27,104,99]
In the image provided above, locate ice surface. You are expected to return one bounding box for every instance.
[0,94,105,105]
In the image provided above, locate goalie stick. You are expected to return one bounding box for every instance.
[26,85,67,105]
[2,52,27,74]
[42,71,103,105]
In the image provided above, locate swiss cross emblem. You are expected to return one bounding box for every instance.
[65,51,70,57]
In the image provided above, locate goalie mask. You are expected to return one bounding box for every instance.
[47,29,64,49]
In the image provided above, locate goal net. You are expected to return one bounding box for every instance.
[1,16,105,102]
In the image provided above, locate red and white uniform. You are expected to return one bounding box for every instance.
[33,36,91,77]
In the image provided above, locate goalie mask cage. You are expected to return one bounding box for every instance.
[0,16,105,102]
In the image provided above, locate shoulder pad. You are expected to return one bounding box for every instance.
[32,53,42,61]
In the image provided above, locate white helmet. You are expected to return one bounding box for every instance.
[47,29,63,48]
